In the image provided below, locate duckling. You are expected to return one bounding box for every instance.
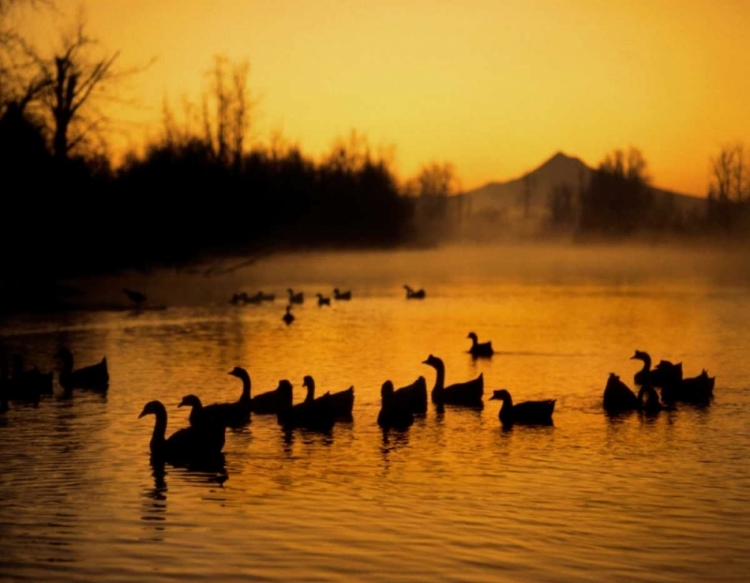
[302,375,354,419]
[178,393,250,428]
[138,400,225,462]
[403,285,426,299]
[287,288,304,304]
[56,348,108,391]
[228,366,280,414]
[467,332,494,358]
[422,354,483,407]
[282,305,294,325]
[489,389,555,428]
[393,375,428,414]
[275,380,336,432]
[316,293,331,306]
[333,288,352,300]
[378,381,414,430]
[602,372,639,413]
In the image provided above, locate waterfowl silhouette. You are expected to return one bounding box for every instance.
[178,393,250,428]
[393,375,428,414]
[56,348,109,391]
[660,369,715,404]
[11,354,53,394]
[0,355,40,405]
[287,289,304,304]
[637,385,669,413]
[422,354,483,407]
[403,285,426,299]
[316,293,331,306]
[467,332,494,358]
[276,380,336,432]
[123,288,147,309]
[378,381,414,430]
[138,400,225,463]
[282,305,295,325]
[333,288,352,300]
[245,291,264,304]
[228,366,280,414]
[260,291,275,301]
[489,389,555,428]
[631,350,682,387]
[602,373,639,413]
[302,375,354,419]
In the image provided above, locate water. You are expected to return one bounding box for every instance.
[2,245,749,582]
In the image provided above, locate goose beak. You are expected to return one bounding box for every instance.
[177,400,186,408]
[138,409,147,418]
[489,394,499,400]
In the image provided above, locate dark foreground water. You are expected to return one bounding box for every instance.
[1,246,749,582]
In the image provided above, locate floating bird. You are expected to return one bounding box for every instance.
[287,289,304,304]
[661,369,715,404]
[123,288,147,309]
[178,393,250,428]
[602,372,639,413]
[56,348,109,391]
[423,354,483,407]
[637,385,669,413]
[276,380,336,432]
[260,291,275,301]
[489,389,555,428]
[283,305,295,325]
[333,288,352,300]
[11,354,53,394]
[631,350,682,387]
[302,375,354,419]
[467,332,494,357]
[403,285,426,299]
[229,366,280,414]
[378,381,414,430]
[393,375,428,414]
[316,293,331,306]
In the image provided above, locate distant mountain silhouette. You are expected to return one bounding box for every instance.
[463,151,704,219]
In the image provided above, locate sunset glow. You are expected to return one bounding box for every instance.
[23,0,750,194]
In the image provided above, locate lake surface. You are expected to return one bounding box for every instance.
[2,245,749,582]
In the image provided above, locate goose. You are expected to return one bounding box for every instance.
[602,372,639,413]
[123,288,147,309]
[333,288,352,300]
[56,348,109,391]
[393,375,428,414]
[422,354,483,407]
[260,291,275,302]
[660,369,715,404]
[230,293,243,305]
[139,400,225,462]
[403,285,426,299]
[178,393,250,428]
[11,354,53,394]
[489,389,555,428]
[282,305,295,325]
[275,380,336,432]
[287,289,304,304]
[631,350,682,387]
[637,385,669,413]
[1,356,39,405]
[302,375,354,419]
[316,293,331,306]
[228,366,280,414]
[245,291,264,304]
[467,332,494,358]
[378,381,414,430]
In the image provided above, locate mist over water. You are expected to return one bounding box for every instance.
[1,243,749,582]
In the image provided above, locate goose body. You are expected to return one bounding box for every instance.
[139,400,225,462]
[11,355,53,395]
[631,350,683,387]
[423,354,483,407]
[229,366,280,414]
[637,385,669,413]
[287,289,304,304]
[1,357,40,405]
[283,305,295,325]
[179,393,250,428]
[490,389,555,427]
[56,348,109,391]
[316,293,331,306]
[602,372,639,413]
[276,380,336,432]
[245,291,264,304]
[123,288,147,308]
[378,381,414,430]
[467,332,494,358]
[403,285,426,299]
[393,375,428,414]
[333,288,351,300]
[260,291,275,302]
[661,369,715,404]
[303,375,354,419]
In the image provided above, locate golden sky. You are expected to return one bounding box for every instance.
[24,0,750,195]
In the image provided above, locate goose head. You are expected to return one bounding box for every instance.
[178,394,202,409]
[489,389,510,401]
[139,400,166,419]
[630,350,650,362]
[422,354,442,368]
[467,332,478,342]
[302,375,315,389]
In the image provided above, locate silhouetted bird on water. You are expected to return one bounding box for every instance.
[275,379,336,432]
[393,375,428,414]
[302,375,354,419]
[333,288,351,300]
[489,389,555,428]
[228,366,280,414]
[631,350,682,387]
[287,289,304,304]
[423,354,483,407]
[0,354,40,405]
[139,400,225,463]
[178,392,250,428]
[283,305,295,325]
[11,354,53,394]
[661,369,715,404]
[56,348,109,391]
[316,293,331,306]
[467,332,494,357]
[403,285,426,299]
[378,381,414,430]
[602,373,638,413]
[123,288,147,310]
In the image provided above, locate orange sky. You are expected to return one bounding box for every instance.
[22,0,750,195]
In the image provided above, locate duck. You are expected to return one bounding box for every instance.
[393,375,428,414]
[602,372,639,413]
[422,354,483,407]
[123,288,147,309]
[403,285,426,299]
[56,348,109,391]
[228,366,280,414]
[631,350,682,387]
[302,375,354,419]
[282,305,295,325]
[377,381,414,430]
[660,369,715,404]
[275,380,336,432]
[287,288,304,304]
[316,293,331,306]
[489,389,555,428]
[178,393,250,428]
[467,332,494,358]
[139,400,225,462]
[333,288,352,300]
